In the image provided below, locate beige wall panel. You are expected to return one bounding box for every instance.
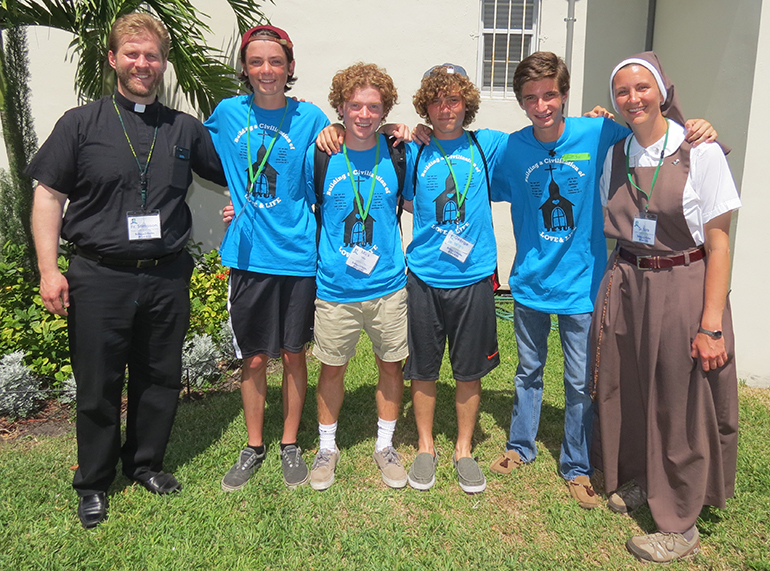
[582,0,648,113]
[728,1,770,388]
[653,0,761,189]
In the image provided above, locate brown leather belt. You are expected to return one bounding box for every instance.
[618,245,706,270]
[76,246,182,269]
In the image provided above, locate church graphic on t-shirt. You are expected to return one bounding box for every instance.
[343,198,375,247]
[245,140,279,199]
[539,164,574,231]
[434,174,466,224]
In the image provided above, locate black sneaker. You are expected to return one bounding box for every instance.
[221,447,265,492]
[280,444,310,489]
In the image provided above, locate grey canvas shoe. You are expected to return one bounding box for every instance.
[280,444,310,489]
[221,447,266,492]
[453,455,486,494]
[407,452,438,491]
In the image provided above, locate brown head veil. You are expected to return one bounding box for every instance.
[609,51,685,125]
[609,51,728,153]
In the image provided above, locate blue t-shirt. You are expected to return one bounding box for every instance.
[491,116,629,314]
[403,129,508,289]
[306,134,407,303]
[205,95,330,275]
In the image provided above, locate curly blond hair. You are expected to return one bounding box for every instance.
[412,67,480,127]
[328,63,398,121]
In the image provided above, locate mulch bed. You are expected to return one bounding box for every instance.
[0,400,73,443]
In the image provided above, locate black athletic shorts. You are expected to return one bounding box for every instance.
[403,272,500,382]
[228,270,315,359]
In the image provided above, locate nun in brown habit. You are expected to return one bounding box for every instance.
[589,52,740,563]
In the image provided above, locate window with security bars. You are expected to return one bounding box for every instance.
[479,0,540,98]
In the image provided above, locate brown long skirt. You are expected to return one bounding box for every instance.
[590,253,738,533]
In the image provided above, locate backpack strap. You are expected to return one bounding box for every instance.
[469,130,502,291]
[385,135,406,196]
[411,143,426,194]
[313,145,331,244]
[313,145,331,207]
[401,142,426,221]
[469,130,491,201]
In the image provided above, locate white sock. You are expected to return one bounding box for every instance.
[375,417,397,452]
[318,422,337,451]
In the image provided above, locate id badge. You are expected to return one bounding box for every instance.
[439,230,474,263]
[345,245,379,275]
[127,210,162,241]
[632,212,657,246]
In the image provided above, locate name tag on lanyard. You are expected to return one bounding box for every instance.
[632,212,657,246]
[127,210,162,240]
[440,230,474,263]
[346,245,380,275]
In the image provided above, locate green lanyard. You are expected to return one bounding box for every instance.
[625,120,669,212]
[342,136,380,223]
[434,131,474,211]
[112,94,160,210]
[246,99,288,190]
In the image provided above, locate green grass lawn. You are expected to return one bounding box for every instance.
[1,302,769,570]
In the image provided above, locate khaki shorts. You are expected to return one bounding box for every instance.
[312,287,408,366]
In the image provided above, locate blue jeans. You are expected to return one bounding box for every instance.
[506,301,593,480]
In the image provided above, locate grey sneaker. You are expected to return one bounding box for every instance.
[608,480,648,514]
[407,452,438,490]
[280,444,309,489]
[453,455,486,494]
[310,448,340,491]
[372,446,407,488]
[626,528,700,563]
[221,447,265,492]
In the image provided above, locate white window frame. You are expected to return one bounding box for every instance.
[477,0,541,99]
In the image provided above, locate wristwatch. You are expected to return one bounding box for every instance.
[698,326,723,340]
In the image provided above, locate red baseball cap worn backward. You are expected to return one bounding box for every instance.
[240,25,294,59]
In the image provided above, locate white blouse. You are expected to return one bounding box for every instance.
[599,120,742,245]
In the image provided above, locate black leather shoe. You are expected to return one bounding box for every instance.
[77,493,108,529]
[134,471,182,495]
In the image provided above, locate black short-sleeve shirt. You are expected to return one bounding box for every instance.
[26,91,227,259]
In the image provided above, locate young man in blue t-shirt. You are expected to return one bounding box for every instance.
[205,26,329,492]
[404,65,508,494]
[306,63,409,491]
[489,52,715,510]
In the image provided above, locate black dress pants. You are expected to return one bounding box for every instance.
[67,251,194,496]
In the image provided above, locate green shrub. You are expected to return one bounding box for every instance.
[188,246,230,342]
[0,242,71,386]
